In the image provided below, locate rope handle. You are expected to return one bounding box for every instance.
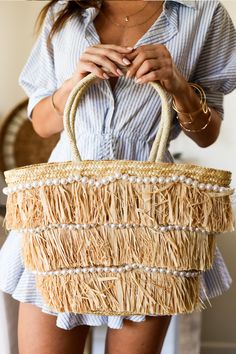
[63,72,173,162]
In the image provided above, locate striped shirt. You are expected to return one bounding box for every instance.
[0,0,236,330]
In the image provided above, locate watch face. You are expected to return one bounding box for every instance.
[0,99,60,171]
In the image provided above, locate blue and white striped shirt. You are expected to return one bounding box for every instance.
[0,0,235,330]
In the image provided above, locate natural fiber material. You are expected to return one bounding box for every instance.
[36,271,202,315]
[3,73,235,316]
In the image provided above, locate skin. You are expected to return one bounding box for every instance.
[20,1,222,353]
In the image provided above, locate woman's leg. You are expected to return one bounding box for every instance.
[18,302,90,354]
[104,315,172,354]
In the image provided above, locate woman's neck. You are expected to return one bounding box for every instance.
[101,1,159,16]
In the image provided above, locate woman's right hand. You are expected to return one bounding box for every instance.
[68,44,134,87]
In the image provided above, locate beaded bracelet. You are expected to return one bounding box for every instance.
[51,91,64,117]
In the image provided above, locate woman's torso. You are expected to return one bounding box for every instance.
[29,0,230,163]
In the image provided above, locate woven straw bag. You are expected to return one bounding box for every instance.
[3,73,235,316]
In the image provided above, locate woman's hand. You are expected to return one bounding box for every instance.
[125,44,187,95]
[68,44,133,88]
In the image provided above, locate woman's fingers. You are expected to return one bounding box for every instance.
[134,59,166,80]
[81,53,123,77]
[78,61,110,79]
[85,46,132,68]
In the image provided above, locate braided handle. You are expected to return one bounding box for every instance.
[63,72,173,162]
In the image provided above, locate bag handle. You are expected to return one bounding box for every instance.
[63,72,173,163]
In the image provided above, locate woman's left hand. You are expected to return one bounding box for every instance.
[125,44,187,95]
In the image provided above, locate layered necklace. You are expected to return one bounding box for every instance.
[100,1,164,28]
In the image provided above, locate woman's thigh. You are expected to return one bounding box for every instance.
[18,302,90,354]
[105,315,172,354]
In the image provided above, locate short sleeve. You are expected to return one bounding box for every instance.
[189,2,236,119]
[18,6,58,120]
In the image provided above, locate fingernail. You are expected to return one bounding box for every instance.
[117,68,124,76]
[126,70,131,78]
[126,47,134,50]
[135,78,142,84]
[123,58,131,65]
[103,73,109,79]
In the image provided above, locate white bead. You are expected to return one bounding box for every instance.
[89,267,95,273]
[179,175,186,182]
[61,224,68,229]
[219,186,226,192]
[129,176,136,183]
[81,177,88,184]
[95,181,101,187]
[32,181,39,188]
[168,225,174,231]
[206,183,213,190]
[179,271,185,277]
[75,268,81,273]
[88,179,95,186]
[182,226,187,231]
[114,172,122,179]
[158,177,165,183]
[160,226,167,232]
[61,270,67,275]
[145,267,150,272]
[185,272,192,277]
[102,178,109,185]
[117,267,123,272]
[122,174,129,180]
[192,180,199,187]
[67,177,74,183]
[175,225,181,231]
[171,175,179,182]
[136,177,143,183]
[96,267,102,272]
[103,267,109,272]
[213,185,219,192]
[118,224,123,228]
[38,181,44,187]
[124,265,130,270]
[199,183,206,190]
[185,178,193,185]
[68,269,74,275]
[2,187,8,195]
[151,267,158,272]
[111,267,118,273]
[195,227,199,232]
[173,271,179,276]
[159,268,165,273]
[68,225,74,230]
[83,224,90,229]
[82,268,88,273]
[75,175,82,181]
[165,177,172,183]
[108,176,116,182]
[13,187,18,193]
[143,177,151,183]
[138,264,143,269]
[166,269,171,274]
[46,180,54,186]
[151,177,158,183]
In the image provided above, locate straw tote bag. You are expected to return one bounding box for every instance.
[2,73,235,316]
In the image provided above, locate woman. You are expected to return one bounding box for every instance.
[0,1,236,353]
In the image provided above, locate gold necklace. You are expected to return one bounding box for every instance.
[100,2,164,29]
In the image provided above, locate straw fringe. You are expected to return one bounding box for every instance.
[35,270,203,315]
[5,180,234,233]
[21,227,217,273]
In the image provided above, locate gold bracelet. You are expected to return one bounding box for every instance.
[51,91,64,117]
[178,107,212,133]
[172,82,208,124]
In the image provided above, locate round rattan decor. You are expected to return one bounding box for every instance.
[0,99,60,171]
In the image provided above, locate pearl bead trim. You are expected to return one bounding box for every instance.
[30,264,201,278]
[15,222,213,235]
[2,172,231,195]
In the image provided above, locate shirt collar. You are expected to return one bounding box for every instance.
[169,0,197,8]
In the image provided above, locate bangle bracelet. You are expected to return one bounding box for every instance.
[172,82,208,123]
[178,107,212,133]
[51,91,63,117]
